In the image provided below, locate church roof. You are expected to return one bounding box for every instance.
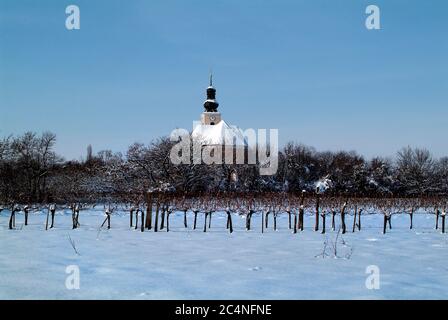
[192,120,247,147]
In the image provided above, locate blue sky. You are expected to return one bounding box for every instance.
[0,0,447,160]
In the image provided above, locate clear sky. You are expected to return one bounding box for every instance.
[1,0,447,161]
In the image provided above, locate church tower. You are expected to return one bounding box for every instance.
[201,74,222,125]
[192,74,247,147]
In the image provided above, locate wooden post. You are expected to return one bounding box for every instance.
[135,210,139,230]
[24,206,29,226]
[247,210,254,231]
[293,211,297,234]
[273,210,277,231]
[154,202,160,232]
[358,209,362,231]
[74,204,80,228]
[160,205,166,230]
[166,211,170,232]
[331,210,336,231]
[193,210,198,230]
[321,212,326,234]
[145,193,153,229]
[227,211,233,234]
[101,209,111,229]
[140,208,145,232]
[299,191,305,231]
[315,193,320,231]
[265,211,269,229]
[299,206,304,231]
[71,205,76,229]
[203,212,208,232]
[9,206,16,230]
[436,209,440,230]
[352,205,357,233]
[50,207,56,228]
[45,207,50,231]
[208,212,212,229]
[288,210,291,229]
[262,210,265,233]
[441,212,446,234]
[341,202,347,234]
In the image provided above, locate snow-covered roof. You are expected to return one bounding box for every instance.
[192,120,247,147]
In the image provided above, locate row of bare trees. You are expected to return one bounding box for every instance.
[143,193,447,234]
[6,193,445,235]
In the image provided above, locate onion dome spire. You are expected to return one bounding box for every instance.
[204,72,219,112]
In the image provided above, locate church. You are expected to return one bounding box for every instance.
[192,75,246,147]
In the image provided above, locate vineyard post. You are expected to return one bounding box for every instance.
[321,211,326,234]
[130,207,134,228]
[293,209,297,234]
[140,206,145,232]
[341,201,348,234]
[442,210,446,234]
[24,205,29,225]
[298,191,305,231]
[203,212,208,232]
[315,192,320,231]
[193,209,198,229]
[145,192,153,229]
[352,204,357,232]
[154,201,160,232]
[436,209,440,230]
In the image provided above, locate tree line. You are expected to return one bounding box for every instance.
[1,131,448,204]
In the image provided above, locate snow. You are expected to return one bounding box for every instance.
[1,208,448,299]
[316,177,333,193]
[192,120,246,147]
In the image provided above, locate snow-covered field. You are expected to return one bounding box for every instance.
[1,208,447,299]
